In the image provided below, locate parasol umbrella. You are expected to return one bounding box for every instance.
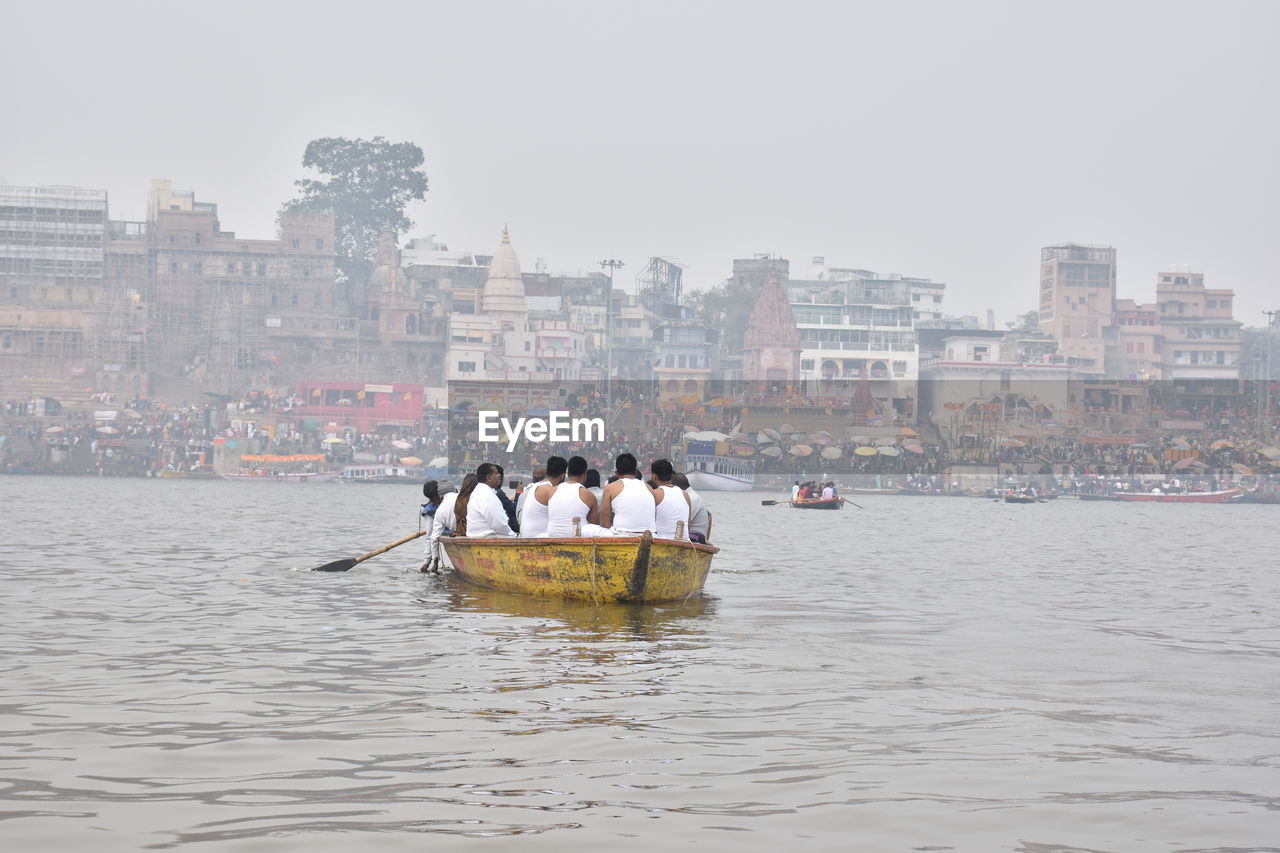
[96,425,119,434]
[820,446,842,460]
[874,437,897,446]
[1210,439,1234,450]
[685,430,728,442]
[399,456,422,466]
[428,456,449,468]
[1186,459,1209,469]
[755,433,776,444]
[789,444,813,457]
[808,433,831,445]
[353,452,378,462]
[902,443,925,454]
[734,445,756,456]
[846,434,870,444]
[44,425,65,434]
[1172,438,1192,450]
[762,428,781,441]
[761,445,783,457]
[391,439,412,450]
[779,423,794,434]
[121,409,143,420]
[322,436,344,444]
[1261,447,1280,459]
[999,437,1026,447]
[878,446,901,457]
[1172,457,1196,471]
[854,446,878,456]
[1232,463,1253,475]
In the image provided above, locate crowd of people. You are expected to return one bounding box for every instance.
[416,453,712,573]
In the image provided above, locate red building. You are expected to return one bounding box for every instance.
[287,381,425,432]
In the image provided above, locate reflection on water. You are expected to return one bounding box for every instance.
[1,476,1279,850]
[441,577,714,642]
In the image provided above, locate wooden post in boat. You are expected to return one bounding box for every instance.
[572,516,582,537]
[675,519,686,540]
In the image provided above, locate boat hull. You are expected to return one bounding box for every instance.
[686,470,754,492]
[1113,489,1242,503]
[222,471,339,483]
[790,498,843,510]
[441,532,717,603]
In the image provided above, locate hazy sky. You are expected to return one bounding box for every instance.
[3,1,1277,325]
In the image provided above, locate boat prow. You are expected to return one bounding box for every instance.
[441,531,718,603]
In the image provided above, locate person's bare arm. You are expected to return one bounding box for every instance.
[581,487,600,525]
[600,482,619,527]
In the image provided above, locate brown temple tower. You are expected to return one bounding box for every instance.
[742,273,801,381]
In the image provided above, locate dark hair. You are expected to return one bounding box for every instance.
[453,473,480,535]
[423,479,440,500]
[615,453,638,475]
[671,472,690,490]
[584,469,601,489]
[545,456,568,478]
[567,455,588,477]
[650,458,674,482]
[493,463,504,477]
[530,466,547,482]
[475,462,496,481]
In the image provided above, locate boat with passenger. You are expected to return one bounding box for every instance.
[441,531,717,603]
[789,497,844,510]
[222,453,339,483]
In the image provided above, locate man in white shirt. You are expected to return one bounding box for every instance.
[515,464,547,529]
[672,472,710,543]
[420,480,458,573]
[466,463,516,538]
[820,483,835,500]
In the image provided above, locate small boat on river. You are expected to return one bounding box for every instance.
[441,531,717,603]
[1113,488,1243,504]
[789,497,844,510]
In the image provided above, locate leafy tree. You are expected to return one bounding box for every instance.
[684,277,766,358]
[285,136,428,289]
[1007,309,1040,332]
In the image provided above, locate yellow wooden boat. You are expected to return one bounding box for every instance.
[440,531,717,603]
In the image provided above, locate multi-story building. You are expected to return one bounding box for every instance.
[1038,243,1117,375]
[0,184,109,402]
[1114,297,1162,380]
[145,179,342,395]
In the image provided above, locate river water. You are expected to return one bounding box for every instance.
[1,476,1278,852]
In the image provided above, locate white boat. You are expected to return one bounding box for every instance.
[340,464,424,484]
[685,453,755,492]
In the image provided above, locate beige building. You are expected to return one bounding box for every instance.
[1038,243,1116,375]
[1154,270,1241,380]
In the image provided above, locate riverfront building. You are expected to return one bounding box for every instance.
[1038,242,1117,376]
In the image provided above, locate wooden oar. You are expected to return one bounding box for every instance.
[313,530,427,572]
[760,499,788,506]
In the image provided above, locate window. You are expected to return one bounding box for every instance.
[194,233,201,245]
[291,239,300,249]
[194,262,203,274]
[801,359,815,370]
[170,262,178,273]
[257,263,267,276]
[315,237,324,250]
[168,234,175,243]
[227,261,236,275]
[458,361,476,373]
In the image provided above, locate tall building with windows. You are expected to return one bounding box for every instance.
[1038,243,1116,375]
